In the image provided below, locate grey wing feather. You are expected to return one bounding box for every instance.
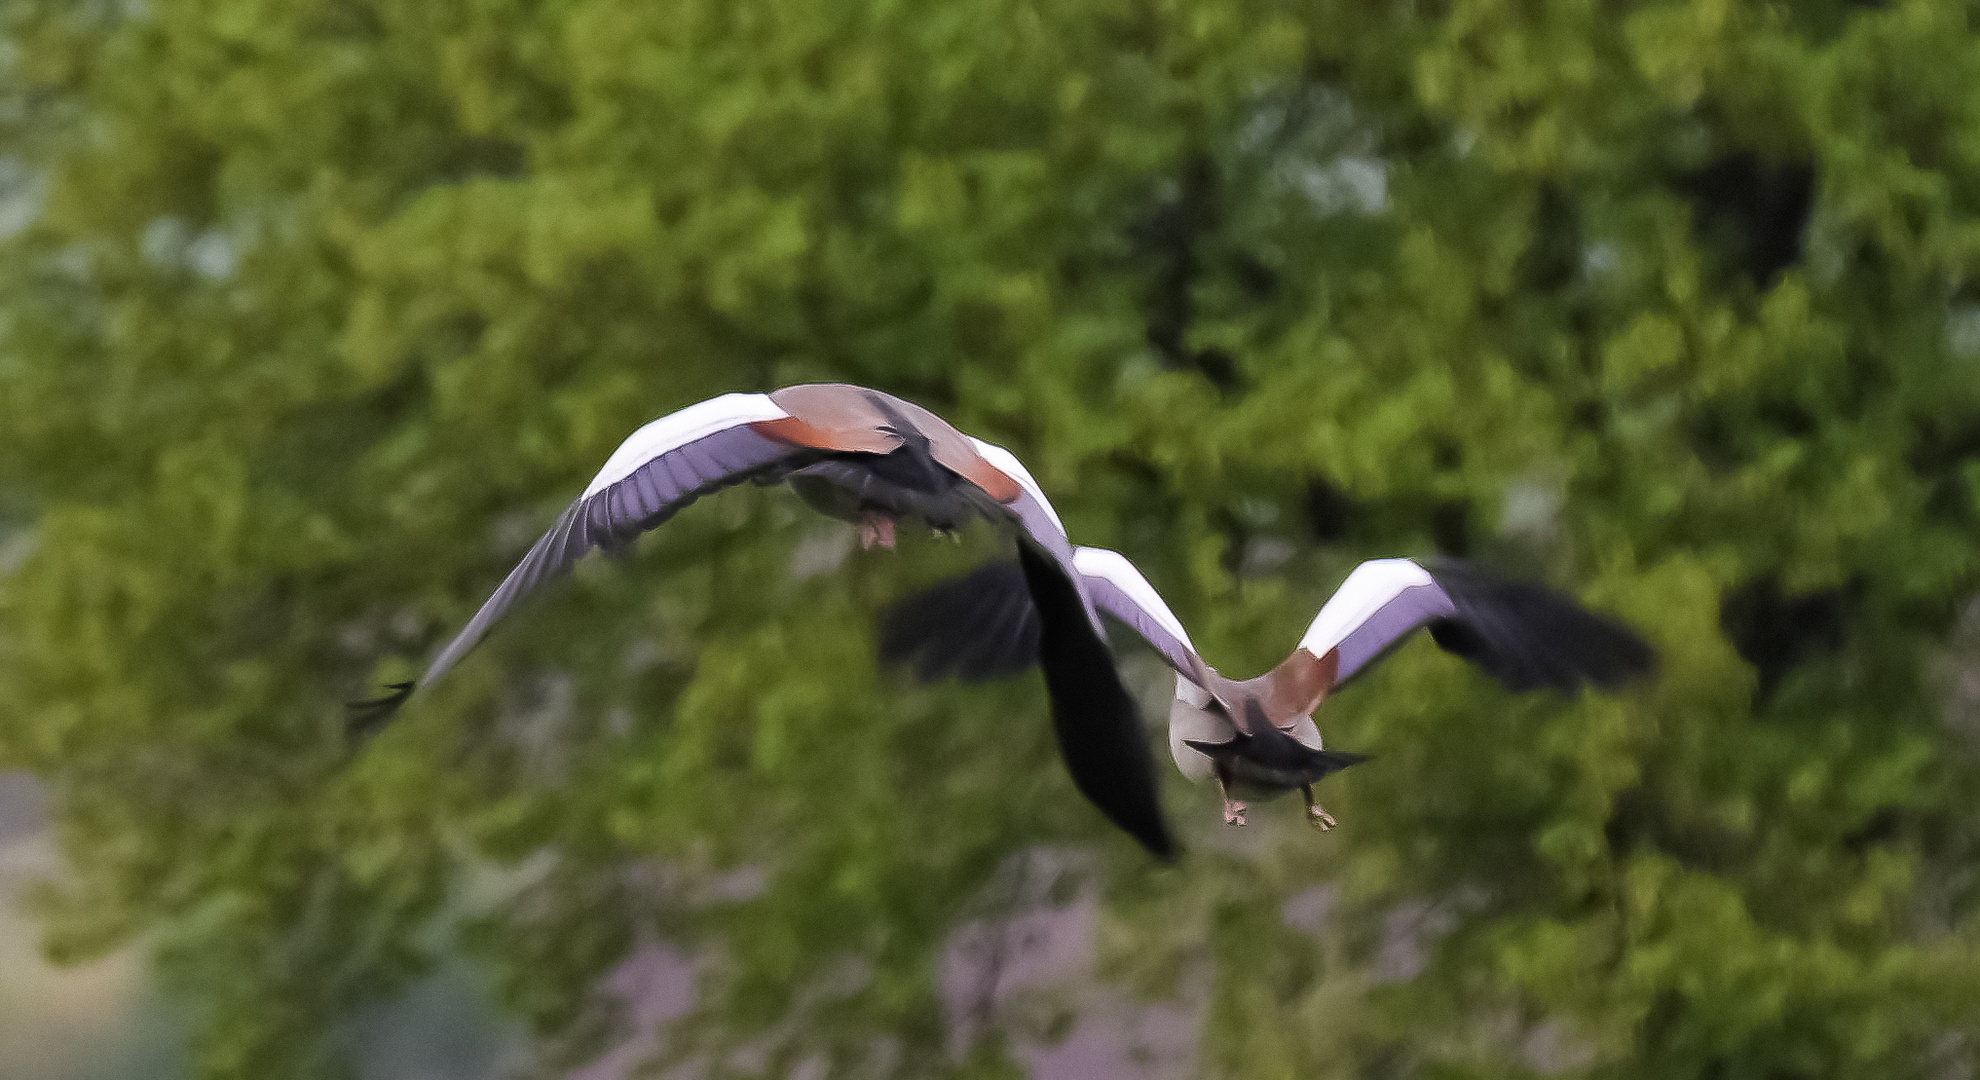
[1069,547,1209,686]
[1301,558,1655,693]
[419,425,801,688]
[350,423,806,741]
[1331,583,1460,684]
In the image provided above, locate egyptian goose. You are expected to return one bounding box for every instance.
[883,550,1655,828]
[353,384,1175,857]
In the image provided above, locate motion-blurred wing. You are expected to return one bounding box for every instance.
[1422,561,1656,692]
[1300,558,1655,692]
[874,435,1099,684]
[878,543,1210,690]
[355,393,818,730]
[877,560,1039,683]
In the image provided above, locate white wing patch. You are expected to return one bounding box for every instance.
[967,437,1066,533]
[1298,558,1436,658]
[582,393,789,498]
[1174,674,1213,708]
[1073,547,1196,650]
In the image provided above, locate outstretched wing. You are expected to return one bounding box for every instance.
[967,440,1173,858]
[1015,534,1176,859]
[878,544,1210,688]
[873,439,1177,859]
[1070,547,1212,688]
[964,438,1102,632]
[875,439,1092,684]
[354,393,823,731]
[878,545,1205,683]
[1300,558,1655,692]
[1420,561,1656,692]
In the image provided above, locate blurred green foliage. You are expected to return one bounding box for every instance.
[4,0,1980,1077]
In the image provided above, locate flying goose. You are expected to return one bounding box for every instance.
[353,384,1176,858]
[882,549,1655,828]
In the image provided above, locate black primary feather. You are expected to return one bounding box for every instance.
[1014,535,1176,860]
[877,560,1040,683]
[1425,562,1655,693]
[347,681,414,744]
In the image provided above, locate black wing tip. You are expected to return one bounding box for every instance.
[876,560,1038,685]
[1426,561,1658,694]
[346,681,415,744]
[1012,537,1178,863]
[1317,749,1373,771]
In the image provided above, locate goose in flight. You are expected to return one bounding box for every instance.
[353,384,1175,858]
[883,550,1655,828]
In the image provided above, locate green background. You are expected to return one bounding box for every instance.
[4,0,1980,1076]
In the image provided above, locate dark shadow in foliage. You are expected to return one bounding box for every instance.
[1675,153,1817,288]
[1305,476,1357,543]
[1842,807,1905,854]
[1301,477,1471,557]
[439,136,527,184]
[1428,441,1469,557]
[1132,155,1244,393]
[1688,396,1817,473]
[1910,415,1980,526]
[1430,501,1470,558]
[1212,502,1259,580]
[1603,785,1754,873]
[1517,183,1583,293]
[1719,576,1849,707]
[1231,252,1278,300]
[1786,0,1888,43]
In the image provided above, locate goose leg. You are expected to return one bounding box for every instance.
[856,512,897,550]
[1302,784,1336,830]
[1215,769,1247,827]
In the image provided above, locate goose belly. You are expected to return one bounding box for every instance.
[789,460,983,533]
[1169,697,1325,795]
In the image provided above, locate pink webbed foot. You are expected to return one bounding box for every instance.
[1301,784,1336,830]
[1223,799,1248,827]
[857,514,897,550]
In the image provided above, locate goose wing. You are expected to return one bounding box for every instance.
[1300,559,1655,692]
[971,441,1173,859]
[874,446,1176,859]
[1014,533,1174,859]
[354,393,845,731]
[878,544,1210,690]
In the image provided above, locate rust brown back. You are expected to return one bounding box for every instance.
[1207,647,1339,733]
[755,384,1022,502]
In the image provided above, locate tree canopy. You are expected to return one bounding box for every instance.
[4,0,1980,1077]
